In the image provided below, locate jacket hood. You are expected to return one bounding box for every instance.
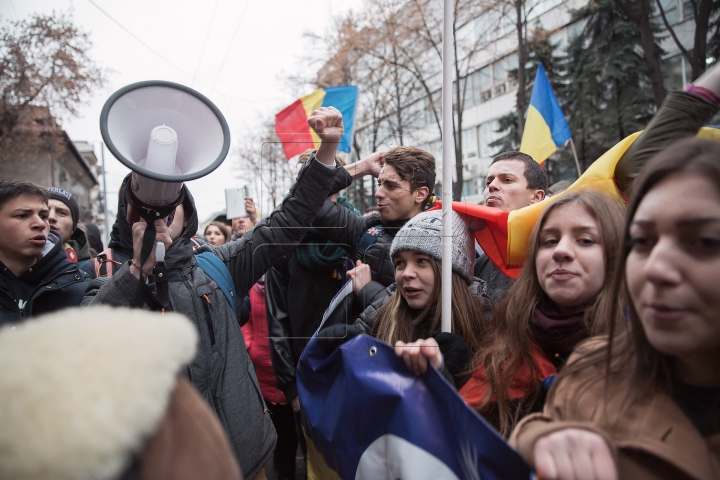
[20,232,73,283]
[68,228,91,261]
[113,174,199,269]
[108,175,134,254]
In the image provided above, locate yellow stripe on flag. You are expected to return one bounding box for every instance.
[507,126,720,267]
[304,427,342,480]
[507,131,638,266]
[520,105,557,164]
[301,89,327,149]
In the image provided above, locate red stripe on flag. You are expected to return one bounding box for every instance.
[275,99,315,159]
[429,201,522,279]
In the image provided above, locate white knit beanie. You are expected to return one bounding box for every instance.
[390,210,474,284]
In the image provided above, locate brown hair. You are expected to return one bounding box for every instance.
[373,257,488,355]
[473,189,625,436]
[551,138,720,428]
[383,147,436,204]
[204,221,230,244]
[491,151,548,192]
[0,179,50,211]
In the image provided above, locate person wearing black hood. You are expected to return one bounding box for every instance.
[82,107,344,480]
[0,180,88,324]
[80,181,135,279]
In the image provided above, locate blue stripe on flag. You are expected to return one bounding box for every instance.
[321,86,359,153]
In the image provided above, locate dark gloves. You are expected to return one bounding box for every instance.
[431,331,474,389]
[317,323,362,355]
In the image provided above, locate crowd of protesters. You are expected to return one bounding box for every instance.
[1,62,720,480]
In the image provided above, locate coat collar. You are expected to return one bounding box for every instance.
[609,385,720,479]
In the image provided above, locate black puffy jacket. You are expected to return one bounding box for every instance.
[312,199,414,313]
[0,231,88,325]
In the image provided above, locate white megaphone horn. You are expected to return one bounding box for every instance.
[100,80,230,261]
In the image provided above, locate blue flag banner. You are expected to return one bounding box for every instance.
[298,334,533,480]
[520,63,572,164]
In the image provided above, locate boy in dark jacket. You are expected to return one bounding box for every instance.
[0,180,88,324]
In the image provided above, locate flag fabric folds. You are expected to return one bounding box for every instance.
[297,334,533,480]
[275,86,359,160]
[519,63,571,164]
[436,127,720,279]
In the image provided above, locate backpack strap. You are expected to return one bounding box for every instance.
[194,251,237,313]
[355,225,384,261]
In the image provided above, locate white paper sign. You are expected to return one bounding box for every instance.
[225,186,249,219]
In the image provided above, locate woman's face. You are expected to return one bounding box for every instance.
[205,225,226,246]
[535,203,605,313]
[626,173,720,368]
[394,250,436,310]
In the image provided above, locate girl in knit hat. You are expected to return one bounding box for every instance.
[343,209,490,387]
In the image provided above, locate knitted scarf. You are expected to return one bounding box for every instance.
[295,196,359,271]
[529,299,588,367]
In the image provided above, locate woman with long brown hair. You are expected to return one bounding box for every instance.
[511,138,720,480]
[460,189,627,436]
[396,189,626,435]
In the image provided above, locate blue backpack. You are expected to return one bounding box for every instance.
[195,251,237,313]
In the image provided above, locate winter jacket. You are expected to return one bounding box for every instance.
[510,337,720,480]
[68,227,91,268]
[265,248,344,401]
[473,253,515,304]
[81,178,135,279]
[459,343,557,433]
[241,279,286,405]
[82,156,340,479]
[0,306,241,480]
[0,231,88,325]
[312,199,415,312]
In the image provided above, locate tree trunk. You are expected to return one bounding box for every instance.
[515,0,527,135]
[692,0,712,80]
[635,0,667,107]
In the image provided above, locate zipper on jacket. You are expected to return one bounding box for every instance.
[202,294,216,346]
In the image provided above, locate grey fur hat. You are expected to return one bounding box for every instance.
[390,210,474,284]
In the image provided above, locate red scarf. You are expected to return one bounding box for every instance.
[459,344,556,409]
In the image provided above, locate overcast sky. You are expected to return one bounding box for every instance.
[3,0,363,226]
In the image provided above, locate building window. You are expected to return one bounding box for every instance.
[480,119,506,158]
[656,0,678,24]
[462,127,478,160]
[462,179,476,197]
[662,54,690,91]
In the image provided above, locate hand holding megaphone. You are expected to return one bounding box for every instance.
[130,217,173,278]
[101,80,230,310]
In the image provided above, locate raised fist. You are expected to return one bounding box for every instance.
[308,106,343,144]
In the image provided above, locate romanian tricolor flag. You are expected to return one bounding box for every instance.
[436,127,720,279]
[519,63,571,164]
[275,86,359,160]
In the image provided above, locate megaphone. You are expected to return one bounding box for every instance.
[100,80,230,262]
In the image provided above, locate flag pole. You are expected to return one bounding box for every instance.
[441,0,453,334]
[569,138,582,178]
